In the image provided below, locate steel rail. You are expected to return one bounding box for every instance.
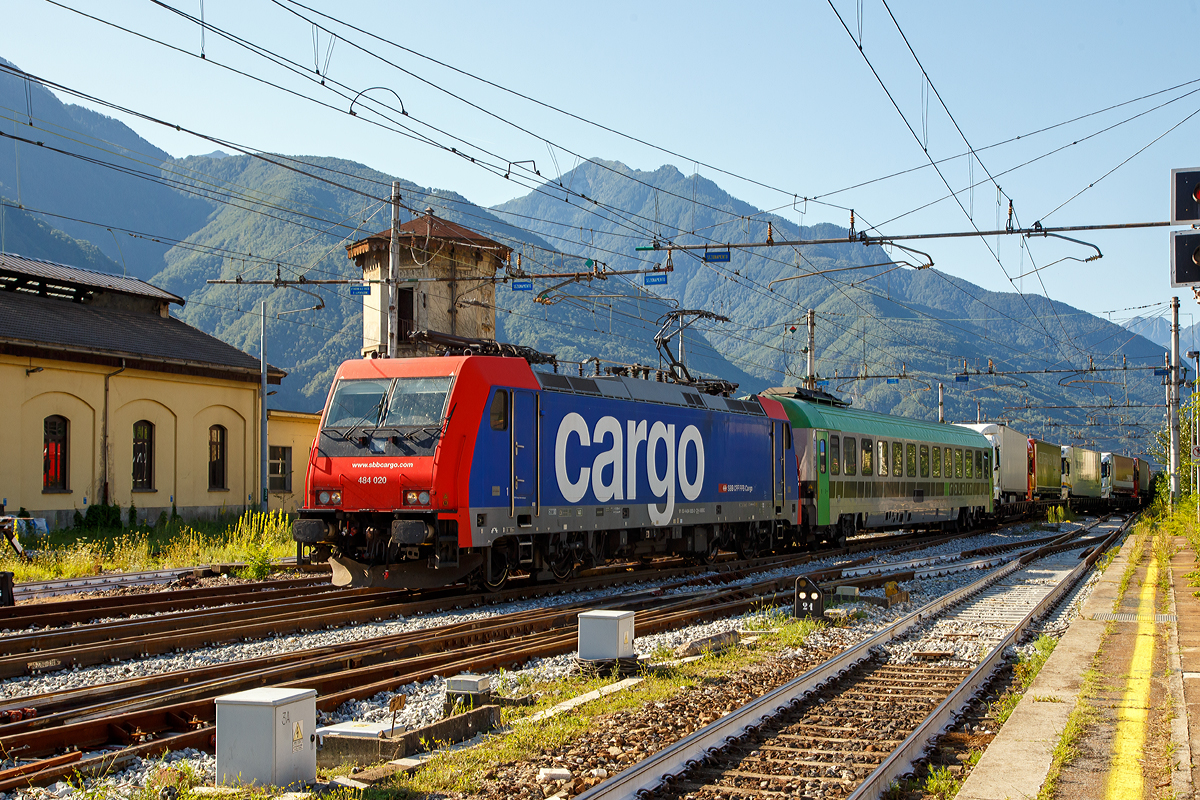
[572,515,1120,800]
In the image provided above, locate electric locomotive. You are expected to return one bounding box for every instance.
[293,354,800,589]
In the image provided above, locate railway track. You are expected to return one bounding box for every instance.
[0,517,1109,792]
[575,513,1134,800]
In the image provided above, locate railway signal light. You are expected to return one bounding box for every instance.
[1172,168,1200,224]
[1171,230,1200,287]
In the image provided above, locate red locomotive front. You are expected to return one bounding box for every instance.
[293,355,537,587]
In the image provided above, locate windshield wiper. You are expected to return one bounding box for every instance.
[343,398,385,442]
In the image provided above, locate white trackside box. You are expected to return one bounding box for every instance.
[577,610,635,660]
[215,687,317,788]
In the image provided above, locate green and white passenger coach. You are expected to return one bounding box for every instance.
[765,388,994,543]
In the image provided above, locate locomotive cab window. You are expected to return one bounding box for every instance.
[384,377,454,427]
[919,445,929,478]
[906,443,917,477]
[843,437,856,475]
[829,435,841,476]
[932,446,941,478]
[861,438,873,476]
[878,441,889,476]
[490,390,509,430]
[785,425,792,450]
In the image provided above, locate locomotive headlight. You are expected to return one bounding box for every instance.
[330,491,342,505]
[405,490,432,506]
[318,491,331,505]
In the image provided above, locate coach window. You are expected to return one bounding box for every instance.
[43,415,68,492]
[932,446,942,478]
[843,437,856,475]
[878,441,888,476]
[984,450,991,477]
[954,448,963,479]
[490,390,509,431]
[819,438,827,473]
[861,438,873,476]
[906,443,917,477]
[976,450,984,478]
[919,445,929,478]
[830,435,841,476]
[964,450,972,479]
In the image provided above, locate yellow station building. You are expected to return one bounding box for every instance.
[0,253,318,527]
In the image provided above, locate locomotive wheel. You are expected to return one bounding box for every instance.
[548,532,582,582]
[481,548,510,592]
[736,532,759,560]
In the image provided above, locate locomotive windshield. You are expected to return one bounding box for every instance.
[383,377,453,426]
[325,376,453,430]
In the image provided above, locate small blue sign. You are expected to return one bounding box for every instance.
[1155,368,1170,377]
[886,378,899,384]
[956,375,969,383]
[704,250,731,263]
[644,273,668,286]
[511,280,534,291]
[815,380,829,387]
[349,284,370,296]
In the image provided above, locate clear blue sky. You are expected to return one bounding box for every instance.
[3,0,1199,325]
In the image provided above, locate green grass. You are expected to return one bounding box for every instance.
[1,510,294,582]
[922,764,962,800]
[989,634,1059,725]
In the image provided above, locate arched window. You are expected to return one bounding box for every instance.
[43,415,68,491]
[132,420,154,491]
[208,425,227,490]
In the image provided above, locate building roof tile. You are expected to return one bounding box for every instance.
[0,291,283,380]
[0,252,185,304]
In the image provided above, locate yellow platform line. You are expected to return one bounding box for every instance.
[1105,558,1159,800]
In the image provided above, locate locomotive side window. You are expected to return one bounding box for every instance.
[878,441,888,476]
[955,449,963,479]
[490,390,509,431]
[819,438,827,473]
[830,435,841,476]
[892,441,903,477]
[843,438,856,475]
[932,446,942,478]
[785,425,792,450]
[906,443,917,477]
[861,438,873,476]
[919,445,929,478]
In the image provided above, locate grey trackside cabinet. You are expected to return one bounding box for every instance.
[577,610,636,660]
[215,687,317,788]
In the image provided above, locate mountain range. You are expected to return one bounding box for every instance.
[0,57,1170,456]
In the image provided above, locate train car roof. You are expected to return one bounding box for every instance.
[768,394,989,447]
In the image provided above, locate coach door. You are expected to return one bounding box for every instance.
[771,422,787,516]
[815,431,830,526]
[511,390,538,523]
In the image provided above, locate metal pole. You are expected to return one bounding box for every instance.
[388,181,401,358]
[260,300,268,513]
[938,383,944,423]
[1171,296,1181,507]
[806,309,815,390]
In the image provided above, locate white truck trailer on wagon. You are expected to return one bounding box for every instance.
[958,423,1029,505]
